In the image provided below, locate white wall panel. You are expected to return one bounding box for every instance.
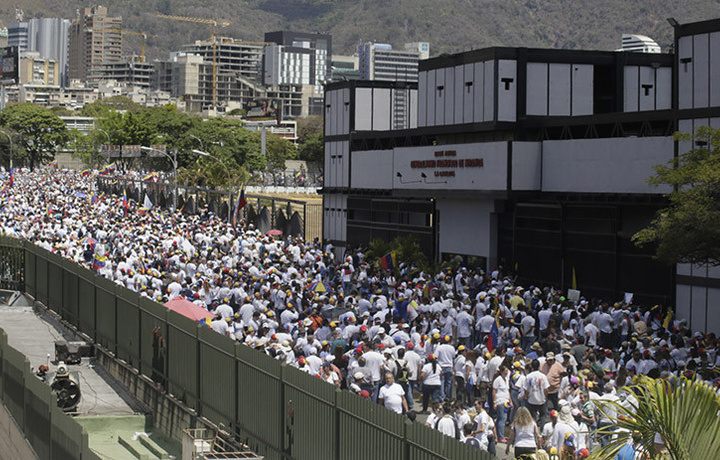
[350,150,393,189]
[340,88,350,134]
[571,64,593,115]
[639,66,656,112]
[497,60,517,121]
[483,61,495,121]
[542,137,674,194]
[324,90,335,136]
[656,67,672,110]
[444,66,456,125]
[409,89,418,129]
[436,198,496,264]
[624,66,639,112]
[463,64,474,123]
[372,88,391,131]
[707,288,720,334]
[355,88,372,131]
[511,142,542,190]
[526,63,548,116]
[454,65,464,124]
[691,286,707,334]
[693,33,709,108]
[340,141,350,187]
[678,36,693,109]
[710,32,720,107]
[549,63,571,116]
[418,71,427,127]
[426,70,436,126]
[434,68,445,125]
[473,62,485,123]
[675,284,692,329]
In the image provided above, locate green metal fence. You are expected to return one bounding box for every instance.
[0,329,101,460]
[14,239,493,460]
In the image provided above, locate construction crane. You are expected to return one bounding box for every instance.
[154,14,230,107]
[122,30,158,63]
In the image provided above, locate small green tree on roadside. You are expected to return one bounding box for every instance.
[633,126,720,265]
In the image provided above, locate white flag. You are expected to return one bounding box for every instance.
[143,194,154,210]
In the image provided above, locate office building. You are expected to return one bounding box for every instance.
[405,42,431,60]
[357,43,420,82]
[330,55,360,82]
[68,6,122,81]
[264,31,331,89]
[325,20,720,335]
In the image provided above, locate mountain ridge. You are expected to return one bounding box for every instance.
[2,1,719,62]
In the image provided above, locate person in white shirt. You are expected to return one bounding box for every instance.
[378,372,408,414]
[493,365,512,442]
[505,406,539,458]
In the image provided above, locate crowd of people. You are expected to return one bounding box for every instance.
[2,167,719,459]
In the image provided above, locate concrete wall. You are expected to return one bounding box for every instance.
[0,403,39,460]
[676,263,720,335]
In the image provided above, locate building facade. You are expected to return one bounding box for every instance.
[357,43,420,82]
[68,6,122,81]
[325,22,720,333]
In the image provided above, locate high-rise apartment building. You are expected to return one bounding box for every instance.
[68,6,122,81]
[263,31,331,93]
[179,37,269,81]
[9,18,70,86]
[357,43,420,82]
[19,51,60,86]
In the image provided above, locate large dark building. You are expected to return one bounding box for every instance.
[322,18,720,335]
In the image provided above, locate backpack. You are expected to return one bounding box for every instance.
[396,359,409,383]
[465,437,481,449]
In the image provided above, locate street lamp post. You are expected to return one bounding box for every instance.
[141,146,178,211]
[192,149,234,222]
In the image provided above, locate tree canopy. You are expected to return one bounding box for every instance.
[0,103,70,170]
[633,126,720,266]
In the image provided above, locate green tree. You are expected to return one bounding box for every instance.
[79,96,142,117]
[633,126,720,265]
[265,132,297,181]
[590,376,720,460]
[0,103,70,170]
[364,235,429,275]
[298,132,324,164]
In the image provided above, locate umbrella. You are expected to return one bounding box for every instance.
[73,192,87,198]
[266,229,283,236]
[80,236,96,247]
[307,281,334,293]
[164,297,215,322]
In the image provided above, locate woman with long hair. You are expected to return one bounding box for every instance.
[419,353,442,412]
[505,406,540,459]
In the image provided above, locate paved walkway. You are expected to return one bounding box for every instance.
[0,305,142,416]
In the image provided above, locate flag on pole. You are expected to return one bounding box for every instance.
[232,189,247,228]
[49,161,58,167]
[81,169,91,177]
[143,194,154,210]
[8,167,14,187]
[662,308,673,329]
[123,189,128,216]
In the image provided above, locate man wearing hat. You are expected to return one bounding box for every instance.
[436,335,456,402]
[540,352,564,411]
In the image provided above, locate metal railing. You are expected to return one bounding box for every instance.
[4,239,493,460]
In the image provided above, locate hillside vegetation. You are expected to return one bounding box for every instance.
[2,1,720,61]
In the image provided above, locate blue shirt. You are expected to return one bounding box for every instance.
[615,443,636,460]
